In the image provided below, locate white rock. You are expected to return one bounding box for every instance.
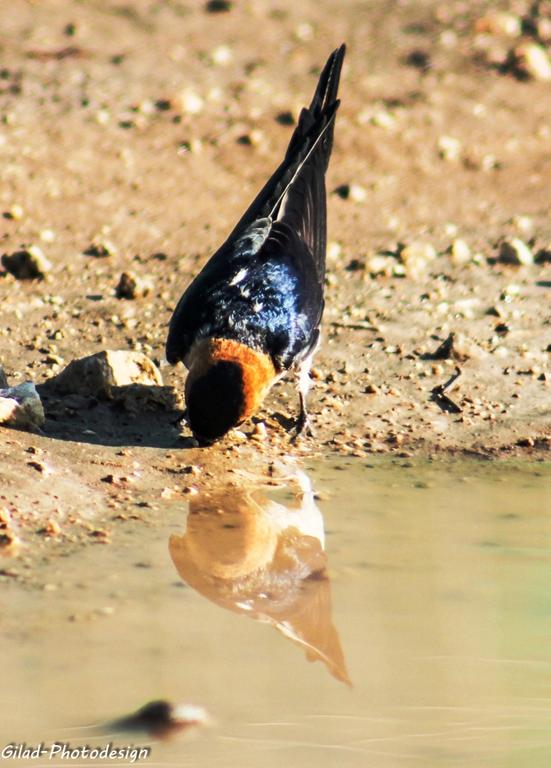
[438,135,462,162]
[349,184,367,203]
[498,238,534,266]
[0,382,45,430]
[366,254,395,275]
[449,238,471,266]
[175,90,204,115]
[511,43,551,81]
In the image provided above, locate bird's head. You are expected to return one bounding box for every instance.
[185,338,276,444]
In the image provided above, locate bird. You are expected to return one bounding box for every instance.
[166,44,345,444]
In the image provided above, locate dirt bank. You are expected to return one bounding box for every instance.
[1,1,550,560]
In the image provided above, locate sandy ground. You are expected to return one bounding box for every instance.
[1,0,550,561]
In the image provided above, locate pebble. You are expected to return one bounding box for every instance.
[4,204,24,220]
[251,421,268,441]
[84,239,117,258]
[205,0,232,11]
[327,241,342,262]
[498,238,534,266]
[366,254,395,276]
[174,90,204,115]
[449,238,471,266]
[510,43,551,81]
[399,241,437,279]
[116,271,154,299]
[211,45,233,65]
[438,135,462,162]
[474,12,521,37]
[2,246,52,279]
[40,229,56,243]
[535,246,551,263]
[0,365,7,388]
[333,184,367,203]
[511,215,533,234]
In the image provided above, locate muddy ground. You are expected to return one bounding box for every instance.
[1,0,550,565]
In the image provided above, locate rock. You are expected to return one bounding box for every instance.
[535,246,551,263]
[205,0,232,11]
[211,45,233,66]
[2,246,52,279]
[83,239,117,258]
[0,508,20,557]
[399,242,437,279]
[174,90,204,115]
[0,382,45,430]
[4,204,24,220]
[498,238,534,265]
[45,351,163,399]
[366,254,395,276]
[116,271,153,299]
[333,184,367,202]
[474,12,521,37]
[510,43,551,81]
[449,238,471,266]
[438,135,462,162]
[0,366,7,388]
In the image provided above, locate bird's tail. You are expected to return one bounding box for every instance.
[227,45,345,276]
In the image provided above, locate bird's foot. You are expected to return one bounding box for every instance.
[290,408,316,443]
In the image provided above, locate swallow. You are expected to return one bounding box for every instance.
[166,44,345,444]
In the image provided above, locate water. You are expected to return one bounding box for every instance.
[2,457,551,766]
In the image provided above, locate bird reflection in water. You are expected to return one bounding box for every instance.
[169,468,350,685]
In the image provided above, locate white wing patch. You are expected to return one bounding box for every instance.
[229,268,248,286]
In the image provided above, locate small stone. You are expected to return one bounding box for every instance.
[366,254,395,276]
[2,246,52,279]
[294,22,314,42]
[365,383,379,395]
[211,45,233,65]
[0,508,20,557]
[0,366,8,388]
[116,271,153,299]
[511,215,533,234]
[348,184,367,203]
[535,246,551,264]
[399,242,437,279]
[41,519,61,537]
[45,351,163,399]
[83,239,117,258]
[174,90,204,115]
[0,382,45,430]
[327,241,342,262]
[40,229,56,243]
[251,421,268,441]
[475,12,521,37]
[498,238,534,266]
[371,110,396,129]
[438,135,462,162]
[205,0,232,11]
[510,42,551,81]
[449,239,471,266]
[4,204,24,220]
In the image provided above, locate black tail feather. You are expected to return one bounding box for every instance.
[226,44,345,267]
